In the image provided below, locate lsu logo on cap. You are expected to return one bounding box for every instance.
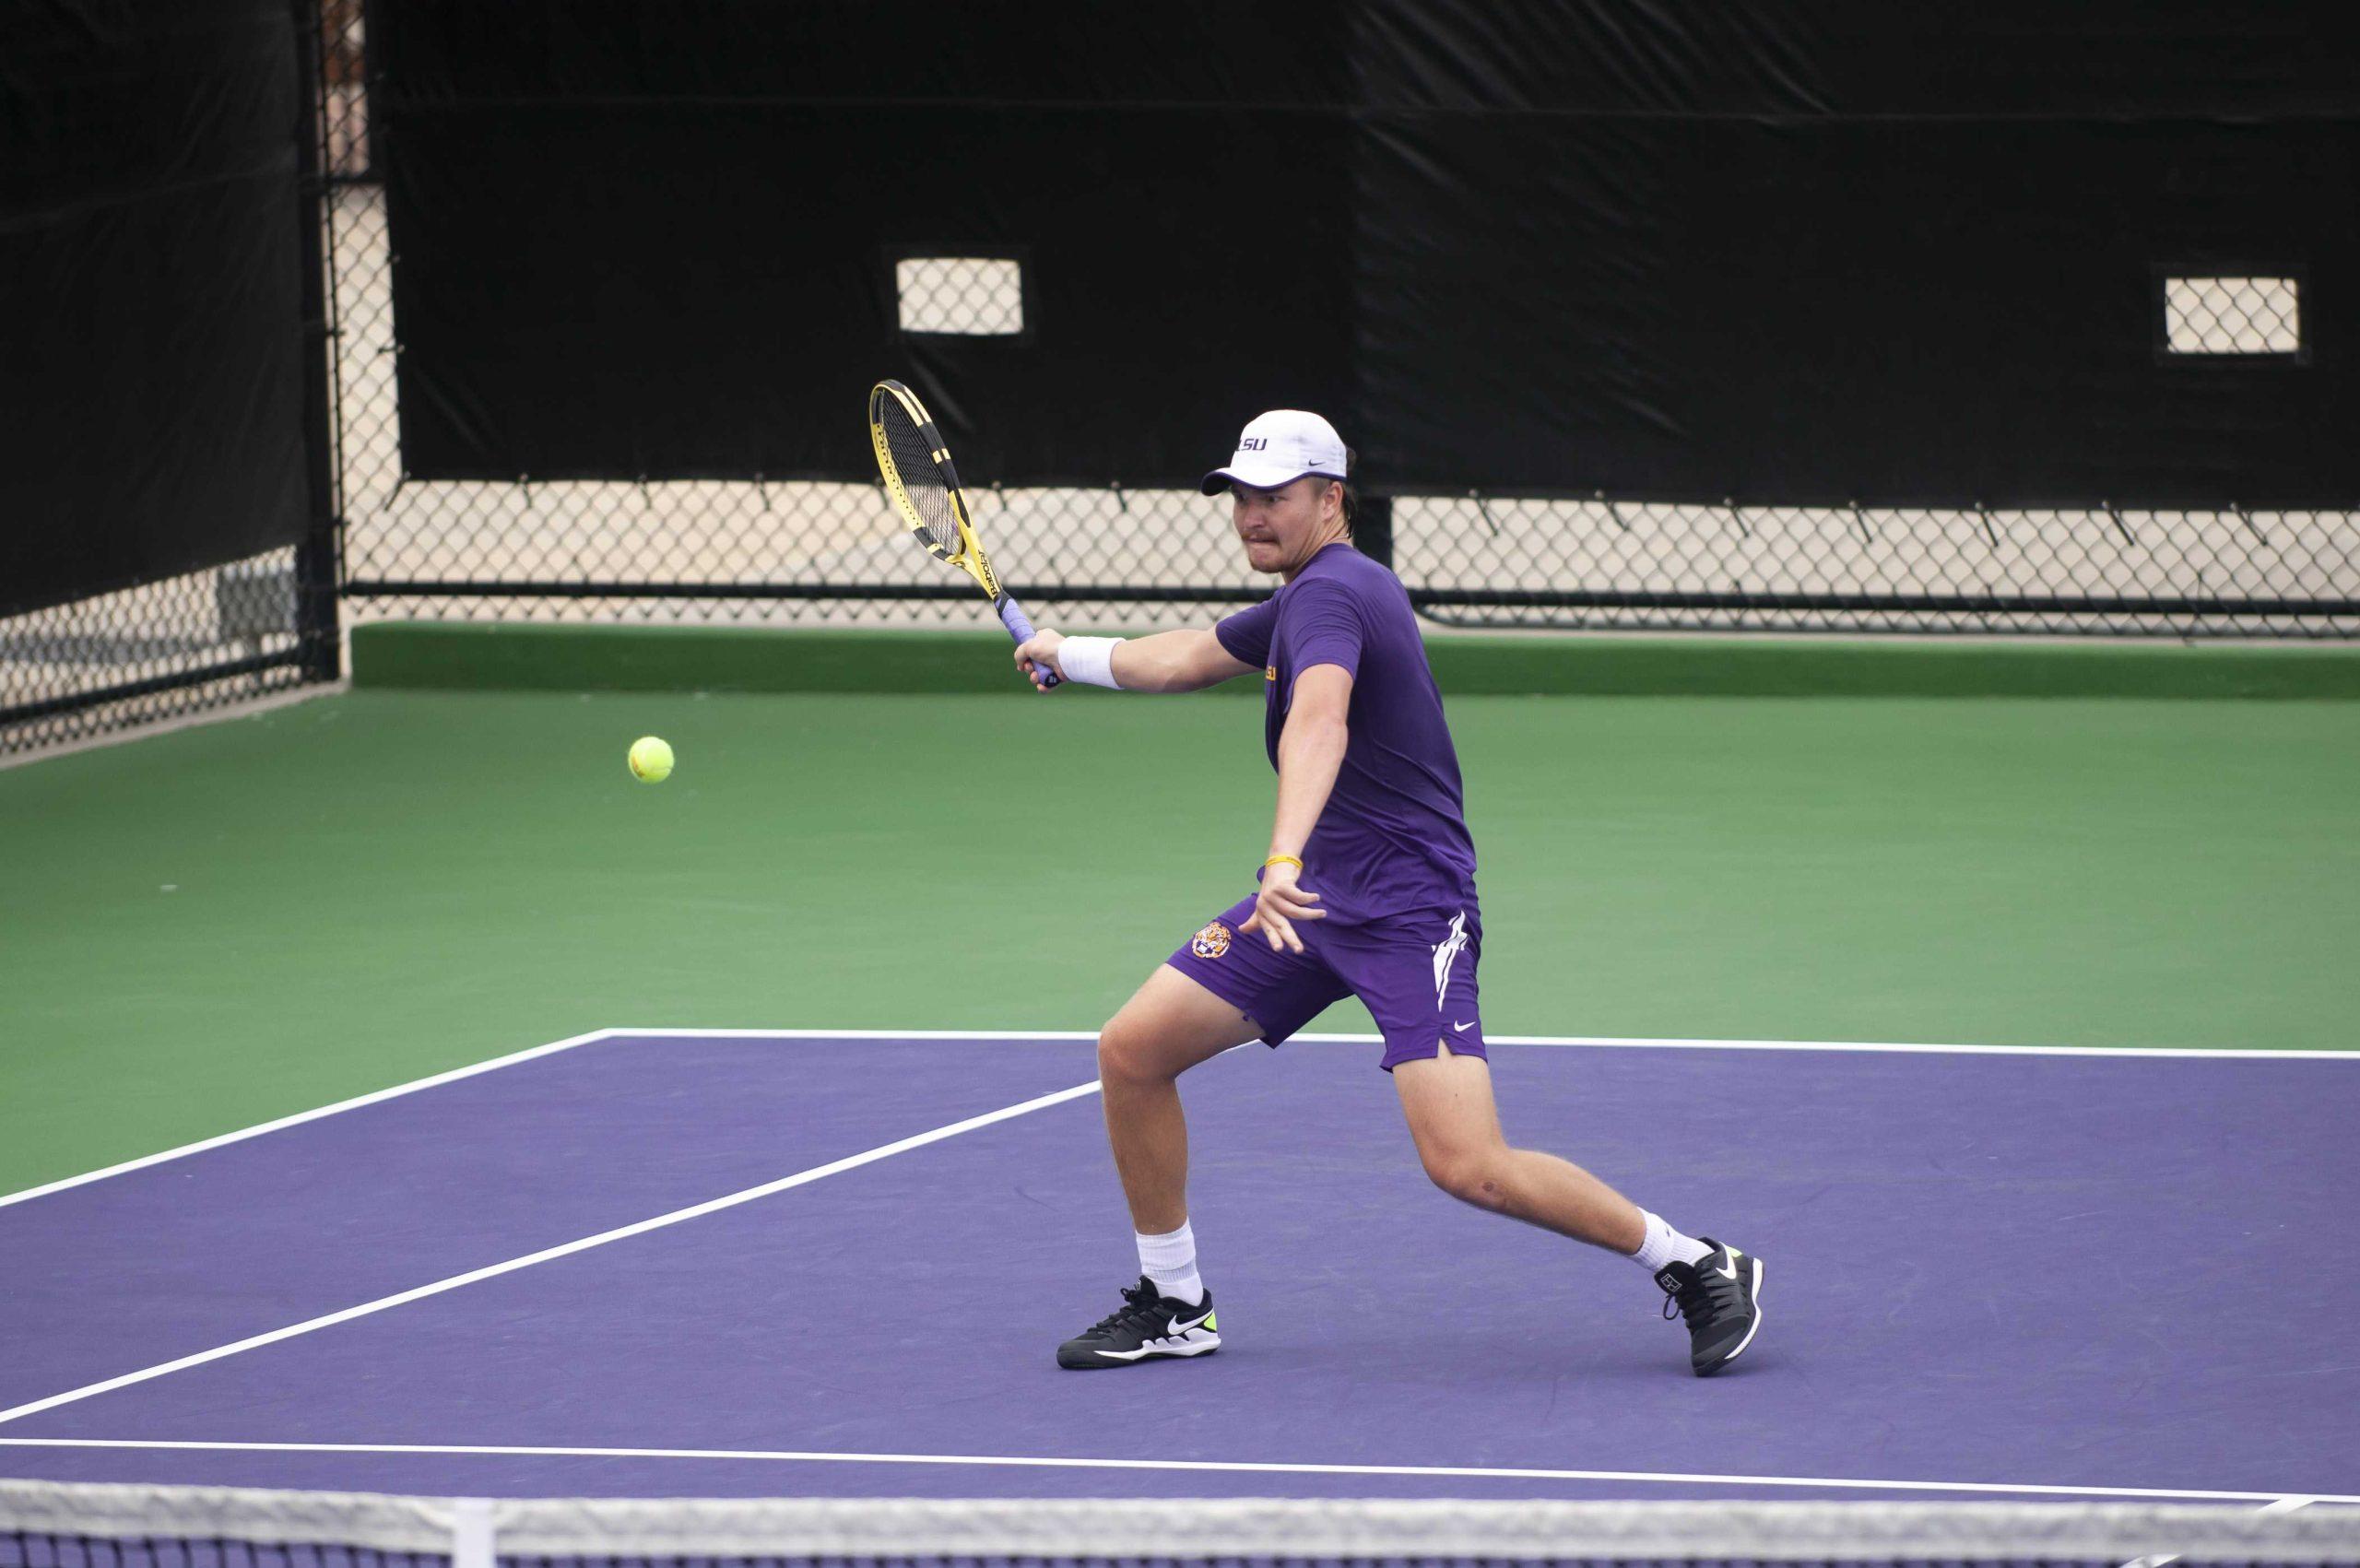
[1191,921,1233,960]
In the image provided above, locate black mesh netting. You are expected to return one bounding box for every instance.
[313,6,2353,648]
[7,6,2354,760]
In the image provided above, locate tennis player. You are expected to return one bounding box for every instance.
[1015,410,1763,1376]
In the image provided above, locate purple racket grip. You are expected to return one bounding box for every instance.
[998,597,1061,690]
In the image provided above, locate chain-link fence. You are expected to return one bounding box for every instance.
[0,549,320,757]
[9,12,2356,760]
[324,143,1265,634]
[0,2,341,760]
[316,8,2355,646]
[1396,497,2358,638]
[331,161,2360,642]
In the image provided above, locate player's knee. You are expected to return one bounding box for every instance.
[1422,1146,1510,1211]
[1096,1020,1164,1086]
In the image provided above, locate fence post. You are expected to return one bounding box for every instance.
[290,0,343,682]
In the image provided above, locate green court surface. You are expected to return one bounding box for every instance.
[3,678,2356,1197]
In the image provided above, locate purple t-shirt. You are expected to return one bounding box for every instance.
[1215,542,1478,927]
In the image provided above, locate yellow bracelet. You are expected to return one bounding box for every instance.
[1262,855,1304,872]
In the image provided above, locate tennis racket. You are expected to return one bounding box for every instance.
[867,379,1058,689]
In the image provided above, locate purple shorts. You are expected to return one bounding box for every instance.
[1165,896,1485,1071]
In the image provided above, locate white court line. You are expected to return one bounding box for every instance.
[0,1438,2346,1506]
[0,1029,617,1210]
[0,1028,1106,1209]
[606,1028,1102,1041]
[1470,1036,2355,1061]
[9,1026,2348,1209]
[608,1026,2358,1062]
[0,1080,1102,1430]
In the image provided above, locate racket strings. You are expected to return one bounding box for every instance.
[878,403,963,556]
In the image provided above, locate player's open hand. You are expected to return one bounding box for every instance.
[1240,860,1324,954]
[1014,630,1066,691]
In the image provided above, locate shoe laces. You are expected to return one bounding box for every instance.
[1662,1264,1741,1326]
[1088,1279,1165,1336]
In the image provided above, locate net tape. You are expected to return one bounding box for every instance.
[5,1484,2357,1565]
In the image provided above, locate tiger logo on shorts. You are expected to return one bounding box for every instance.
[1191,921,1233,960]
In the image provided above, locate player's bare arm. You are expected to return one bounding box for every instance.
[1014,627,1254,692]
[1240,662,1351,953]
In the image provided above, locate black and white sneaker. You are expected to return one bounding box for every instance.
[1654,1238,1764,1376]
[1056,1277,1221,1370]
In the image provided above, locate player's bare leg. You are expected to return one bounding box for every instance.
[1095,963,1261,1232]
[1394,1043,1764,1375]
[1392,1043,1646,1250]
[1057,964,1259,1369]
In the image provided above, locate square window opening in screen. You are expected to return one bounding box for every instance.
[897,257,1024,336]
[2164,276,2301,356]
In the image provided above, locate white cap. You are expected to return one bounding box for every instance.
[1199,409,1349,496]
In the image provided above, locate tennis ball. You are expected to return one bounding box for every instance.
[627,736,674,784]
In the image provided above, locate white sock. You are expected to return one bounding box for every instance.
[1632,1210,1712,1272]
[1136,1220,1204,1304]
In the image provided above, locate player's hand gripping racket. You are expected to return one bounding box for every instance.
[867,379,1058,689]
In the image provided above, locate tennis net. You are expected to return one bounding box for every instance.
[4,1483,2357,1568]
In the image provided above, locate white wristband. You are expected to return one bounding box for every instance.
[1058,635,1125,689]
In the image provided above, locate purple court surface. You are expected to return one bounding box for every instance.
[2,1030,2355,1504]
